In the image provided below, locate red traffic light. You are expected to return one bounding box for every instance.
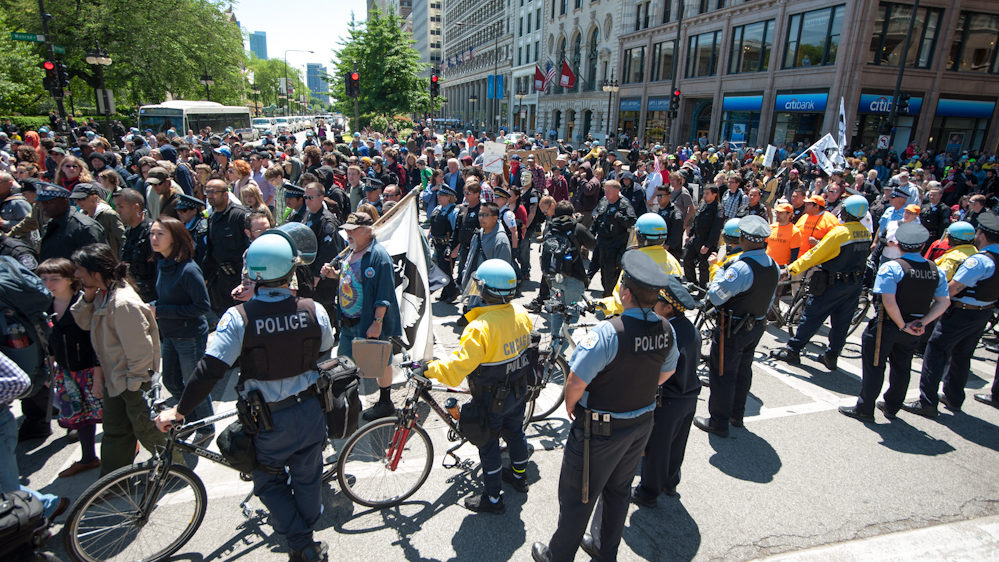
[673,89,681,97]
[431,75,439,83]
[42,61,55,71]
[351,72,359,80]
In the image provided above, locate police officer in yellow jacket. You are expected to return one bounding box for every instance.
[156,227,335,562]
[595,213,682,318]
[935,221,978,281]
[426,259,534,514]
[707,218,743,282]
[771,195,872,370]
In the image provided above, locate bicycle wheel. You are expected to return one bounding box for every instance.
[847,291,871,337]
[63,461,207,562]
[529,355,568,422]
[786,297,807,338]
[337,418,433,509]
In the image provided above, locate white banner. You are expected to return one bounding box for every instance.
[837,96,848,162]
[763,144,777,168]
[371,192,434,361]
[804,133,842,176]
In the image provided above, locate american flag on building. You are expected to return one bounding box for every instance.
[543,60,557,92]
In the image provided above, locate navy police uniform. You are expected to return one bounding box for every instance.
[910,213,999,414]
[175,287,335,554]
[175,194,208,268]
[844,224,948,420]
[635,277,701,505]
[698,216,778,435]
[205,201,250,317]
[591,194,637,297]
[429,186,460,300]
[452,200,481,284]
[282,184,309,226]
[536,251,678,562]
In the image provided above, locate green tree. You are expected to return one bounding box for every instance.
[0,0,246,107]
[0,12,45,113]
[330,9,442,121]
[245,56,308,112]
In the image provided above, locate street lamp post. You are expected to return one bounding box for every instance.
[601,77,619,144]
[251,85,261,116]
[469,94,478,130]
[456,20,503,135]
[515,91,526,132]
[85,41,113,141]
[199,73,214,101]
[284,49,314,116]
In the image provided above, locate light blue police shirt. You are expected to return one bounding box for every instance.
[569,308,679,419]
[707,248,776,314]
[952,244,999,306]
[208,288,336,403]
[874,253,949,301]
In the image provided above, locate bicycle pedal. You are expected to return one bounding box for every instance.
[240,502,252,518]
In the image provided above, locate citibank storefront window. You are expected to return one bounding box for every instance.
[929,98,996,154]
[645,96,670,144]
[855,93,922,152]
[720,94,763,147]
[772,92,827,146]
[619,97,641,140]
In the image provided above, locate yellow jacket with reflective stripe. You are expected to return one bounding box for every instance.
[709,249,743,282]
[935,244,977,281]
[426,303,534,388]
[788,222,872,277]
[596,245,683,317]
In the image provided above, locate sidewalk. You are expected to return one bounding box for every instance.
[762,514,999,561]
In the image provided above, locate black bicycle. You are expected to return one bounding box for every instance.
[526,292,595,423]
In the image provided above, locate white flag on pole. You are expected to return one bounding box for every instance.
[837,97,848,167]
[763,144,777,168]
[804,133,843,176]
[371,192,434,361]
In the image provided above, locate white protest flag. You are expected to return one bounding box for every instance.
[371,191,434,361]
[837,97,848,168]
[803,133,842,176]
[763,144,777,168]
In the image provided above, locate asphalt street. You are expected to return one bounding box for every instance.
[15,130,999,561]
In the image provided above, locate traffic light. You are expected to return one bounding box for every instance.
[42,60,56,92]
[346,71,360,98]
[56,62,70,89]
[670,88,681,111]
[897,93,911,115]
[430,74,440,98]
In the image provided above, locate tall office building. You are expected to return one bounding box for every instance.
[307,63,329,103]
[249,31,268,60]
[411,0,442,78]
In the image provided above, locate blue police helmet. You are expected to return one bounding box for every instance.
[842,194,869,219]
[635,213,668,242]
[474,259,518,301]
[947,220,975,241]
[245,233,296,282]
[723,218,742,239]
[271,222,318,265]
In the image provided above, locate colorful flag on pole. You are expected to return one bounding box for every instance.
[544,60,557,92]
[469,46,475,62]
[534,65,545,91]
[559,58,576,88]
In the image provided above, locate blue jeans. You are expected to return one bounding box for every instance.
[0,407,60,517]
[478,387,529,497]
[161,334,213,426]
[252,396,326,551]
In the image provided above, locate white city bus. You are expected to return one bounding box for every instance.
[137,100,255,141]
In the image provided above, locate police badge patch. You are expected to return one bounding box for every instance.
[724,267,740,282]
[579,331,599,350]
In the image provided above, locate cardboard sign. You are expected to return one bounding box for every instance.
[508,147,558,171]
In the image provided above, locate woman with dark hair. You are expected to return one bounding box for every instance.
[70,243,165,475]
[39,258,103,477]
[149,217,213,441]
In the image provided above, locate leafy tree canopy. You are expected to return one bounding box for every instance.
[0,12,45,113]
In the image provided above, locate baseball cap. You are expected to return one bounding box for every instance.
[775,203,794,213]
[905,204,921,213]
[69,183,103,199]
[213,146,231,158]
[342,211,374,230]
[807,195,825,206]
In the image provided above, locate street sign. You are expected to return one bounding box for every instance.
[877,134,890,150]
[53,45,65,54]
[10,32,45,42]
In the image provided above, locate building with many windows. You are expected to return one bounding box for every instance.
[411,0,443,78]
[249,31,268,60]
[441,0,513,133]
[614,0,999,154]
[306,63,329,103]
[536,0,621,144]
[509,0,545,133]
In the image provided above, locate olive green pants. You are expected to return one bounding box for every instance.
[100,383,168,476]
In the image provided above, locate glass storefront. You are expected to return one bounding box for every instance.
[619,97,641,140]
[854,93,923,152]
[720,95,764,147]
[928,98,995,154]
[645,97,670,145]
[772,92,828,146]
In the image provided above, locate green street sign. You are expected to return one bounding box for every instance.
[10,32,45,42]
[53,45,65,54]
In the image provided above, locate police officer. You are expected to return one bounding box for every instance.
[683,185,723,289]
[113,188,157,302]
[840,223,950,422]
[429,185,460,301]
[0,231,37,271]
[707,219,743,282]
[303,182,342,306]
[451,182,482,286]
[591,179,637,297]
[694,215,779,437]
[633,277,700,507]
[903,212,999,417]
[155,230,335,561]
[281,183,309,225]
[934,221,978,281]
[771,195,872,370]
[426,259,533,514]
[920,183,950,250]
[174,193,208,268]
[596,212,683,318]
[204,178,250,318]
[532,251,678,562]
[36,184,105,263]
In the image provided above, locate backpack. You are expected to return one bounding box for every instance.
[0,257,53,398]
[541,224,580,276]
[0,490,49,560]
[317,356,361,439]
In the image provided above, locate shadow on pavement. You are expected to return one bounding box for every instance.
[760,356,862,397]
[867,418,956,456]
[526,417,569,451]
[938,410,999,453]
[173,508,281,561]
[624,498,701,561]
[450,489,527,561]
[707,428,781,483]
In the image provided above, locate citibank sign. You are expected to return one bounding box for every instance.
[774,93,828,113]
[857,94,923,115]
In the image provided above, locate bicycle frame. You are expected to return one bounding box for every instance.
[385,373,464,472]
